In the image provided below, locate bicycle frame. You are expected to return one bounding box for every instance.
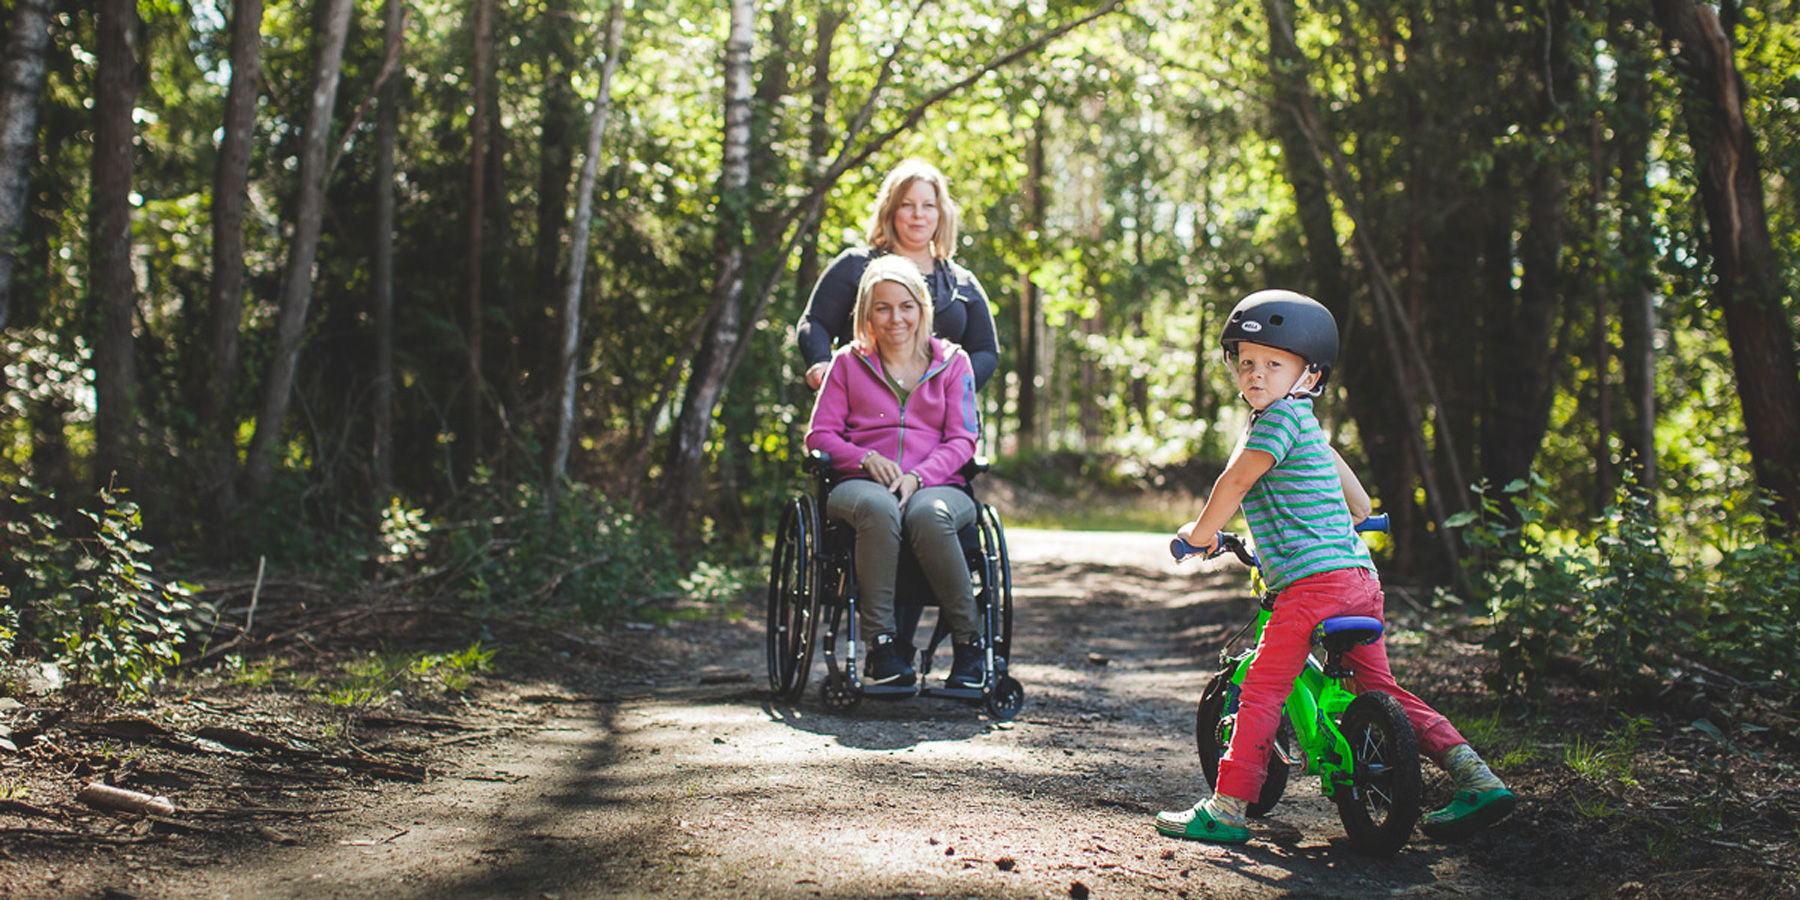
[1213,600,1359,799]
[1179,513,1391,800]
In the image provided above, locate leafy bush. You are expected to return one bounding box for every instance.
[1449,471,1797,700]
[2,481,199,696]
[413,477,689,621]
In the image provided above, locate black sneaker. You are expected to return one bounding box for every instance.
[946,640,985,689]
[865,634,916,686]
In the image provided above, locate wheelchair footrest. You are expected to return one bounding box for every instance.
[862,683,919,698]
[921,685,985,702]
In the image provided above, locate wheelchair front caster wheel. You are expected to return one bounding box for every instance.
[820,671,862,713]
[986,675,1024,720]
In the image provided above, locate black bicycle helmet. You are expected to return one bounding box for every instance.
[1220,289,1339,390]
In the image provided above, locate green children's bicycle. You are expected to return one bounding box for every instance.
[1171,514,1424,856]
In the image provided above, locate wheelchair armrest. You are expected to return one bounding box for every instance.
[806,450,989,484]
[959,456,991,481]
[803,449,836,479]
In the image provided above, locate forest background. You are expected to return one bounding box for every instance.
[0,0,1795,704]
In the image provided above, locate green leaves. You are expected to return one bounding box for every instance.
[1449,469,1799,702]
[3,481,200,698]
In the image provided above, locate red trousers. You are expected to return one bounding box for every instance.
[1216,566,1465,802]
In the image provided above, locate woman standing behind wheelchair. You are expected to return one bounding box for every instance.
[796,158,998,393]
[804,254,984,690]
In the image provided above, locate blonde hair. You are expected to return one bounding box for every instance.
[864,159,961,260]
[852,255,934,361]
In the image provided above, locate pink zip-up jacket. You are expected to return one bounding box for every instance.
[805,336,978,486]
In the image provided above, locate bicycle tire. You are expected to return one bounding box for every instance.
[1194,672,1290,818]
[1334,691,1423,856]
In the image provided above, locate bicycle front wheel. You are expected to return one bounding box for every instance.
[1334,691,1423,856]
[1194,673,1290,818]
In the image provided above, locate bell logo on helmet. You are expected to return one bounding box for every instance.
[1240,321,1263,333]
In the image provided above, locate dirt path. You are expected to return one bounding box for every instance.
[65,528,1562,900]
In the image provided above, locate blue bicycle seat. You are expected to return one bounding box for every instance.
[1315,616,1383,651]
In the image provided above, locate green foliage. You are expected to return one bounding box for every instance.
[2,482,200,697]
[219,653,285,690]
[1451,472,1800,701]
[431,478,685,621]
[1565,716,1651,790]
[320,642,496,710]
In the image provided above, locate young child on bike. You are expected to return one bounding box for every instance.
[1156,289,1516,844]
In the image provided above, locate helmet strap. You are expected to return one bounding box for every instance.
[1287,366,1325,400]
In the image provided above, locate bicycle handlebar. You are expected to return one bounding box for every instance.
[1170,532,1255,565]
[1170,512,1389,564]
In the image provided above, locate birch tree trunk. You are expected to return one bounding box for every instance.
[659,0,755,533]
[372,0,404,498]
[241,0,354,501]
[200,0,264,519]
[0,0,54,332]
[547,0,626,490]
[90,0,140,485]
[1652,0,1800,532]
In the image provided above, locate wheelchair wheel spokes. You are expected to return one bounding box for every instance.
[977,504,1013,660]
[766,495,820,701]
[1334,691,1423,856]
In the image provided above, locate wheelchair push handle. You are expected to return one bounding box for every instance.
[1171,531,1255,566]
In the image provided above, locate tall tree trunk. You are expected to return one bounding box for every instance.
[548,0,625,490]
[793,2,841,325]
[464,0,495,465]
[1485,2,1574,496]
[90,0,139,485]
[531,0,576,316]
[0,0,54,332]
[1652,0,1800,531]
[1016,110,1045,454]
[1482,162,1565,491]
[200,0,264,520]
[371,0,404,498]
[1588,120,1613,504]
[1613,16,1657,488]
[659,0,754,533]
[241,0,354,502]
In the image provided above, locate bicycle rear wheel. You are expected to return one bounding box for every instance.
[1194,672,1290,818]
[1334,691,1423,856]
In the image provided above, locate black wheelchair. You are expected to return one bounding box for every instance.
[767,450,1024,719]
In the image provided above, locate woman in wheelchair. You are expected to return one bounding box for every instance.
[804,254,984,690]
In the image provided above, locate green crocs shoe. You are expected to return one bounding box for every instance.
[1420,788,1517,840]
[1154,803,1251,844]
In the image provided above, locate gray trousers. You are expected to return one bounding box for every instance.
[825,478,979,645]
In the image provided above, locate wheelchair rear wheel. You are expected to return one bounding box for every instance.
[1334,691,1423,856]
[766,494,821,701]
[975,503,1013,663]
